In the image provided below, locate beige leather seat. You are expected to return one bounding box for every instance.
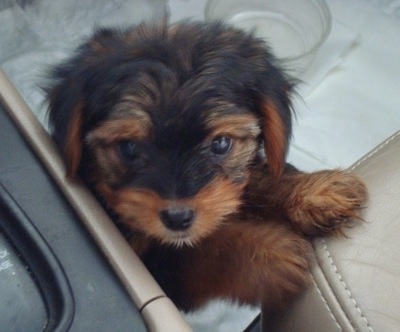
[263,131,400,331]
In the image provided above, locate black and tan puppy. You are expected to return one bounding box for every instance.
[47,21,367,313]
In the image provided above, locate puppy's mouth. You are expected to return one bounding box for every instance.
[165,230,197,248]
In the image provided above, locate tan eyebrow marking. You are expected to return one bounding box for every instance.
[86,116,152,145]
[206,114,261,139]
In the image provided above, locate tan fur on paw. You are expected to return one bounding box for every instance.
[285,170,368,236]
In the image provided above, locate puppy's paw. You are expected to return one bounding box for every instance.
[286,170,368,236]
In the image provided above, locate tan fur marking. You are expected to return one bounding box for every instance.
[96,176,245,247]
[183,177,245,240]
[262,99,288,177]
[64,102,84,178]
[86,118,152,145]
[206,114,260,139]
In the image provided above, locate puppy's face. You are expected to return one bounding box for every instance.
[48,22,293,247]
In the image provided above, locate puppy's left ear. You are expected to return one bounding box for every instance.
[256,69,294,177]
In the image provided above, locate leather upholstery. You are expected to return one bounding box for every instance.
[263,131,400,331]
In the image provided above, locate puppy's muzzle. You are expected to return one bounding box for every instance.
[160,206,195,231]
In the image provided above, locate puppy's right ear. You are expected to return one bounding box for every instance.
[46,27,128,178]
[47,77,84,179]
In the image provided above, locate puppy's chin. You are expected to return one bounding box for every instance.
[164,232,195,248]
[157,228,210,248]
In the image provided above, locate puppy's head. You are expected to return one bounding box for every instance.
[47,21,293,247]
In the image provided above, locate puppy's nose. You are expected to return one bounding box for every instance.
[160,207,194,231]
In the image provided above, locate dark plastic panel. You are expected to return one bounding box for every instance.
[0,102,147,331]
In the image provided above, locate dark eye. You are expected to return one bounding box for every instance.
[118,140,138,162]
[211,136,232,155]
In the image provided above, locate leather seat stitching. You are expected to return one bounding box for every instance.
[349,131,400,172]
[310,273,343,331]
[322,239,374,332]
